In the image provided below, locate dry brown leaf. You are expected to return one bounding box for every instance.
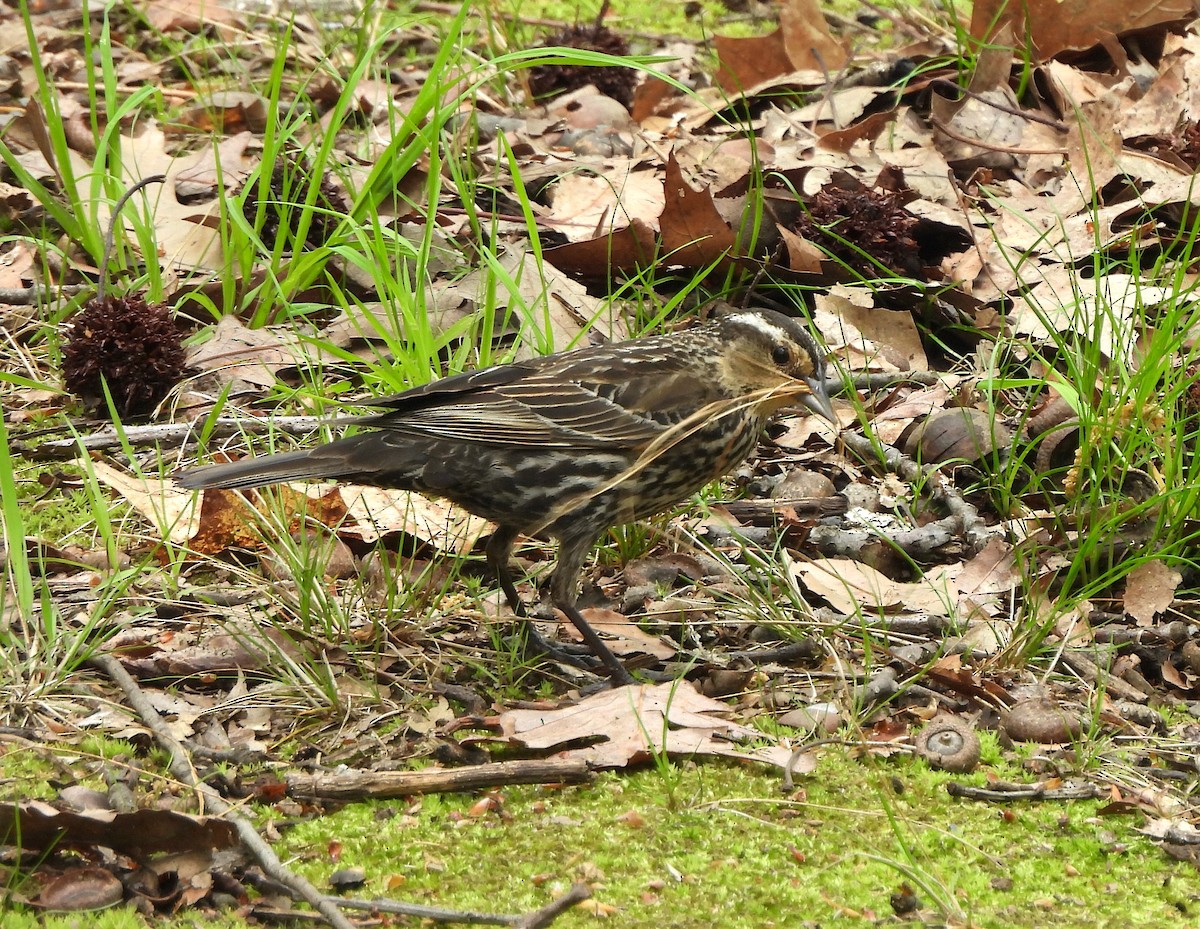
[780,0,847,71]
[932,35,1025,167]
[973,0,1195,60]
[822,288,929,372]
[713,0,845,93]
[1123,560,1182,626]
[497,682,792,768]
[957,539,1020,599]
[553,607,677,660]
[869,383,953,445]
[173,131,258,194]
[186,315,308,389]
[90,457,486,556]
[545,168,665,242]
[0,800,238,856]
[1161,659,1197,692]
[812,291,918,374]
[796,85,892,132]
[87,460,197,545]
[0,240,35,287]
[778,226,826,274]
[339,486,489,552]
[712,30,796,95]
[658,154,736,267]
[542,216,658,277]
[139,0,244,35]
[793,557,961,616]
[146,626,306,678]
[35,865,125,912]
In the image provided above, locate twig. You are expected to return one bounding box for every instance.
[725,640,820,663]
[945,780,1104,802]
[835,431,992,551]
[1059,649,1152,703]
[515,883,592,929]
[328,895,522,925]
[850,371,940,391]
[928,79,1069,131]
[254,880,589,928]
[807,517,967,561]
[89,652,587,928]
[856,0,928,40]
[17,415,333,460]
[87,653,357,929]
[929,116,1069,156]
[97,175,167,304]
[53,79,196,101]
[413,0,579,29]
[285,759,592,801]
[0,284,92,305]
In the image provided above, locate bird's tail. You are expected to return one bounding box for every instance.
[175,448,347,491]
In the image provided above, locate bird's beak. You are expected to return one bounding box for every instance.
[800,376,837,424]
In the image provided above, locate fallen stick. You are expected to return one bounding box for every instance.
[286,759,592,801]
[89,653,588,927]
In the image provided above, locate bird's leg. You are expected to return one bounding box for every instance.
[550,537,635,686]
[485,525,528,617]
[556,600,635,686]
[485,526,600,671]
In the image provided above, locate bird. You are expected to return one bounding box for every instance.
[176,305,836,685]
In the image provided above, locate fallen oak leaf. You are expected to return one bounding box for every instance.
[497,681,792,769]
[553,607,677,660]
[0,800,238,858]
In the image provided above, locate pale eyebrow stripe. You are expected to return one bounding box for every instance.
[728,313,787,342]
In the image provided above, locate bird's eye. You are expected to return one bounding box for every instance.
[771,345,791,366]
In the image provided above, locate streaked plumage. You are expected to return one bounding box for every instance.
[177,306,835,684]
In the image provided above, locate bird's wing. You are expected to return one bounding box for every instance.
[364,382,665,448]
[361,361,538,414]
[357,342,725,449]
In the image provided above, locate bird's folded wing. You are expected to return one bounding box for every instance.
[365,379,671,449]
[355,333,727,448]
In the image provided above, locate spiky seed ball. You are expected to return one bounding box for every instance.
[527,23,637,108]
[245,152,347,251]
[793,184,924,279]
[62,294,186,418]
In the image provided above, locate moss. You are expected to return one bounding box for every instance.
[272,753,1193,928]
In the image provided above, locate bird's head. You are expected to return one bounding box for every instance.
[713,308,836,422]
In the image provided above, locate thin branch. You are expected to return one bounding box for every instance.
[17,415,333,460]
[86,652,362,929]
[89,652,589,928]
[0,284,92,305]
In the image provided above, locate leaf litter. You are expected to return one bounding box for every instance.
[7,0,1200,918]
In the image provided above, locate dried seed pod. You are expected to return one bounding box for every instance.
[1026,394,1080,479]
[527,19,636,107]
[1000,697,1082,744]
[790,180,924,279]
[246,150,348,252]
[1034,423,1081,479]
[700,667,755,698]
[61,174,184,419]
[62,293,185,418]
[1178,639,1200,675]
[904,407,1011,468]
[915,716,981,772]
[1025,393,1076,439]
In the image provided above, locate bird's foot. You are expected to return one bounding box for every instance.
[519,622,602,669]
[518,621,636,687]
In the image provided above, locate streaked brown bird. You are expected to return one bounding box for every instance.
[176,306,835,685]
